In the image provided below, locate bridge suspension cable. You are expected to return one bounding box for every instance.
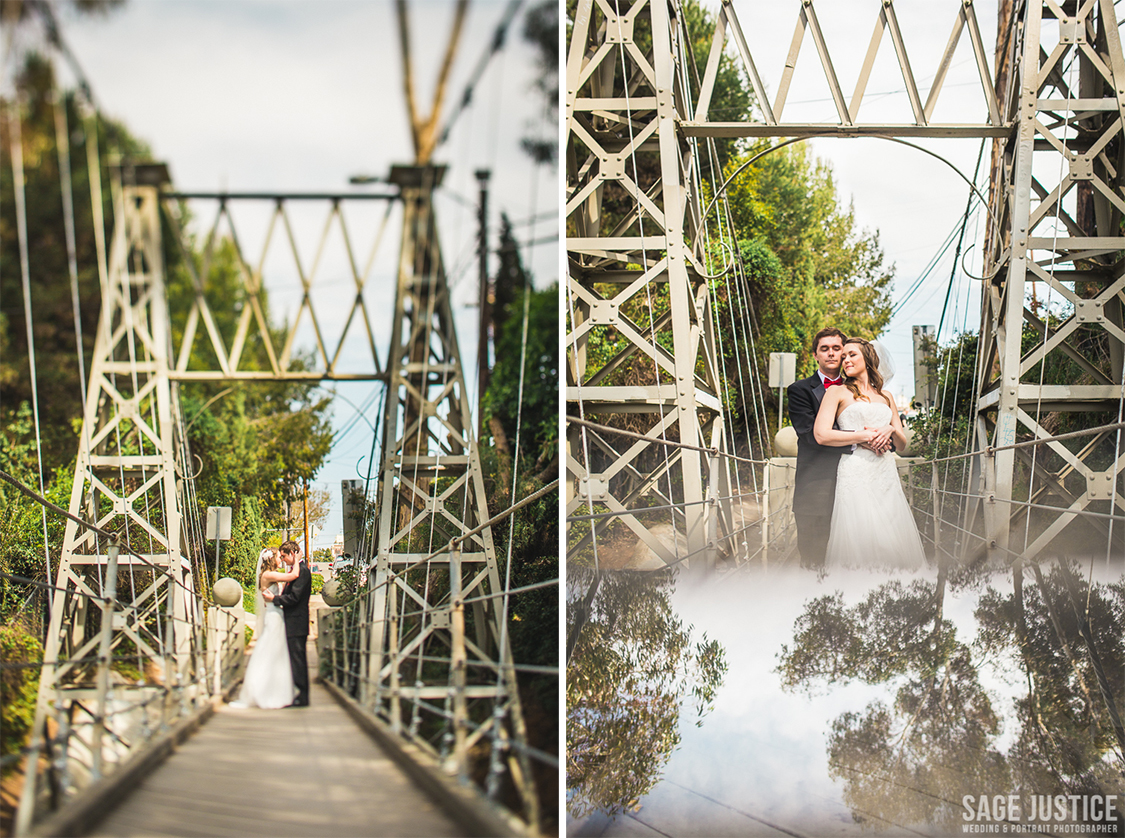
[568,0,1125,566]
[6,96,53,593]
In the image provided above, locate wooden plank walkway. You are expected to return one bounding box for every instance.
[86,645,463,837]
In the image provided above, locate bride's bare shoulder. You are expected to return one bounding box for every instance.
[826,387,851,412]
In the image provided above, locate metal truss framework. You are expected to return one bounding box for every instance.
[367,165,537,823]
[566,0,1125,563]
[566,0,732,566]
[26,164,534,825]
[20,172,206,831]
[161,188,398,382]
[971,0,1125,559]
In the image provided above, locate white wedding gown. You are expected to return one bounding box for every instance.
[825,401,926,569]
[235,583,296,709]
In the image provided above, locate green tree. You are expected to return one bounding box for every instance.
[483,219,558,483]
[0,623,44,772]
[567,568,727,819]
[1,54,150,466]
[220,496,264,592]
[522,0,558,165]
[677,0,754,166]
[975,564,1125,798]
[720,142,894,379]
[479,212,560,829]
[778,580,1010,832]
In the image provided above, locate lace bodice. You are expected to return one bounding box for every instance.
[836,400,892,432]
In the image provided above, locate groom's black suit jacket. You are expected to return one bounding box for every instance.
[787,372,849,514]
[274,560,311,638]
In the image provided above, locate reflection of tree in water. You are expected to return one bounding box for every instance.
[778,579,1009,831]
[975,561,1125,807]
[566,568,727,819]
[778,567,1125,832]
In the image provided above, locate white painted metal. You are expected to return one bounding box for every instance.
[18,174,205,834]
[567,0,1125,565]
[161,193,393,382]
[367,164,538,826]
[973,0,1125,559]
[566,0,730,569]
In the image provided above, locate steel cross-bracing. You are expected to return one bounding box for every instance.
[973,0,1125,559]
[19,162,537,830]
[161,187,397,383]
[17,167,211,835]
[566,0,734,568]
[362,164,538,825]
[566,0,1125,564]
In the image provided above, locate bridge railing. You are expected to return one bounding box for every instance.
[899,419,1125,564]
[565,417,1125,568]
[566,415,793,568]
[0,470,246,837]
[315,479,560,829]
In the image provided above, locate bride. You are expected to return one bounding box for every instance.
[233,548,300,708]
[813,337,925,569]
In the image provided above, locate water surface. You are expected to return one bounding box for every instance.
[566,562,1125,837]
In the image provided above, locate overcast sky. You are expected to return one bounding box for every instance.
[48,0,557,549]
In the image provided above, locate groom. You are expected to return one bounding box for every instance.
[263,540,311,707]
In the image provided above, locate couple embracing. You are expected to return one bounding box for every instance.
[788,328,925,571]
[233,540,311,709]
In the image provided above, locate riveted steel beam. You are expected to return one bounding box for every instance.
[364,165,538,828]
[20,176,203,833]
[974,0,1125,559]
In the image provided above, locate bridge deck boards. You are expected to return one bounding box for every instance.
[87,664,462,837]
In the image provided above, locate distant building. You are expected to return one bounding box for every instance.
[330,533,345,559]
[892,390,922,423]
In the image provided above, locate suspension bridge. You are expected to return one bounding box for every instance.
[564,1,1125,833]
[0,2,556,836]
[565,0,1125,570]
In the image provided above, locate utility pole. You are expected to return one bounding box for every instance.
[303,481,310,560]
[476,168,491,439]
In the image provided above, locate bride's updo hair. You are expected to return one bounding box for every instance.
[842,337,886,402]
[258,548,279,588]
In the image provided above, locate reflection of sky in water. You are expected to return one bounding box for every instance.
[568,564,1125,837]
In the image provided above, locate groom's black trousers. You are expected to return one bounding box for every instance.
[787,373,847,569]
[794,510,832,569]
[287,634,309,706]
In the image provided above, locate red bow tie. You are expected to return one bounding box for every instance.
[824,378,843,387]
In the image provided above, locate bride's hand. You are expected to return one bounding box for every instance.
[866,424,894,453]
[856,428,880,447]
